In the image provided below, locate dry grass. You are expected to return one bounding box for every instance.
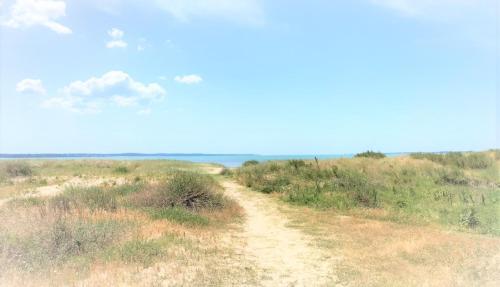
[283,204,500,287]
[0,160,254,287]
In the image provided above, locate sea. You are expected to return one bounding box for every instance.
[0,153,405,167]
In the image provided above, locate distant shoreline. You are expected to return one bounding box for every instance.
[0,153,258,158]
[0,152,410,159]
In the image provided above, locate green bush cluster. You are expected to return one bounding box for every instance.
[154,171,226,210]
[234,151,500,234]
[354,151,386,159]
[236,162,379,208]
[242,160,259,167]
[3,162,33,177]
[113,166,129,174]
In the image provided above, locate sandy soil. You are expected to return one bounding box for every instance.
[221,179,339,286]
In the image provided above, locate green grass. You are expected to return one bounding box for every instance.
[234,151,500,235]
[147,207,210,226]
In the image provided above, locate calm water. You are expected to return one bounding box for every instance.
[0,153,405,167]
[0,154,352,167]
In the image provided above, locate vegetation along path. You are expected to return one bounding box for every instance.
[220,178,339,286]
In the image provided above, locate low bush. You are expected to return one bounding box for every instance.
[3,162,33,177]
[354,151,386,159]
[219,167,233,176]
[288,159,306,170]
[132,171,226,210]
[113,166,129,174]
[331,168,379,207]
[460,208,480,229]
[437,168,470,185]
[159,171,226,209]
[242,160,259,167]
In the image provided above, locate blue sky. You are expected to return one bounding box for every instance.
[0,0,498,154]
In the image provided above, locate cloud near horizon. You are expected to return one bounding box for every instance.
[42,71,166,113]
[2,0,72,34]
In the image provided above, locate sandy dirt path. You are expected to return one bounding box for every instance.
[221,179,339,287]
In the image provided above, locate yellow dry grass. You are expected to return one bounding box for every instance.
[283,205,500,287]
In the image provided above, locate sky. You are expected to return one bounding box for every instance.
[0,0,498,154]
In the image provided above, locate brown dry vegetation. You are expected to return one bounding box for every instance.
[282,205,500,287]
[0,156,498,286]
[0,160,256,286]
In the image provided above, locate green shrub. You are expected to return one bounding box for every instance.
[354,151,386,159]
[465,153,494,169]
[219,167,233,176]
[113,166,129,174]
[4,162,33,177]
[242,160,259,167]
[460,208,480,229]
[332,168,379,207]
[438,168,470,185]
[259,176,291,193]
[288,160,306,170]
[152,171,226,210]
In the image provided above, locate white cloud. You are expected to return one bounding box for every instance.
[16,79,46,95]
[369,0,486,18]
[106,27,128,48]
[43,71,166,113]
[108,27,124,38]
[106,40,128,48]
[153,0,264,25]
[112,95,138,107]
[174,74,203,85]
[137,108,151,116]
[137,38,150,52]
[2,0,72,34]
